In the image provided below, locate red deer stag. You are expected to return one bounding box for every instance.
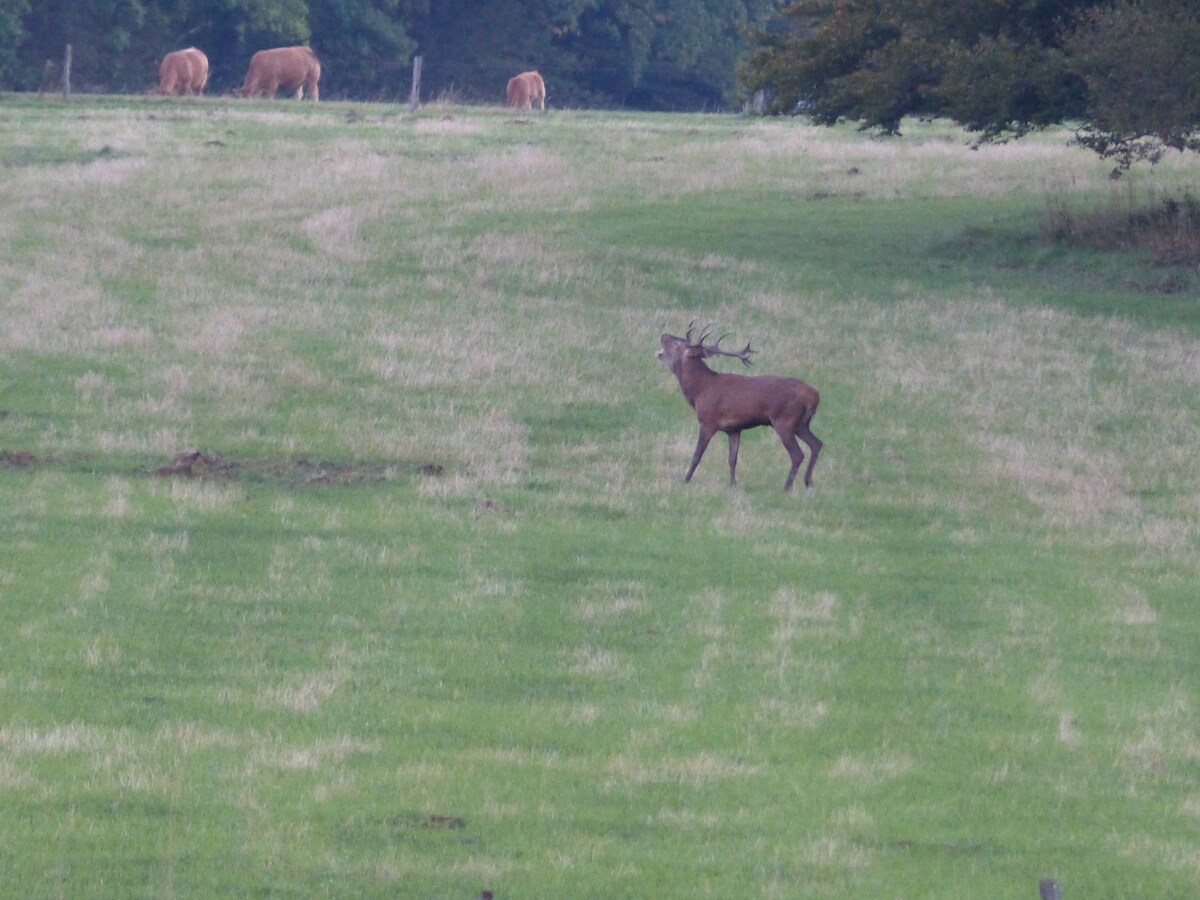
[658,325,822,490]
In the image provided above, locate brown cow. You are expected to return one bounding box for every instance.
[155,47,208,96]
[235,46,321,101]
[506,70,546,110]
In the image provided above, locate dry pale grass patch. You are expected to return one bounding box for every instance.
[1113,835,1200,875]
[260,656,352,715]
[412,407,529,495]
[22,154,149,194]
[564,644,633,680]
[100,479,135,520]
[1102,581,1160,626]
[763,588,837,681]
[93,426,195,455]
[634,701,700,724]
[605,751,764,787]
[1,268,120,354]
[251,736,377,771]
[301,205,368,261]
[801,836,873,872]
[828,749,913,783]
[149,477,245,511]
[1118,686,1198,773]
[471,145,570,197]
[848,293,1200,541]
[411,114,487,137]
[0,722,117,754]
[662,118,1109,200]
[156,722,242,752]
[169,290,271,355]
[574,580,647,621]
[364,297,556,390]
[0,758,33,790]
[753,696,829,731]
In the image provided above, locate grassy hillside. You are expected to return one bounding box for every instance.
[1,93,1198,898]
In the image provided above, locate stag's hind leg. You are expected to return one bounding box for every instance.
[797,423,822,488]
[773,425,807,491]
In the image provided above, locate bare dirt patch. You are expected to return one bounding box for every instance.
[148,450,447,487]
[0,450,37,469]
[1,447,447,487]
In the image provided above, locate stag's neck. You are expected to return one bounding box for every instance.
[674,357,719,408]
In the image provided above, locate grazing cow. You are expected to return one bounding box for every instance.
[506,70,546,110]
[156,47,208,96]
[235,46,321,101]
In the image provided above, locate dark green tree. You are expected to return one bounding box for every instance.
[1065,0,1200,166]
[641,0,781,107]
[404,0,598,104]
[558,0,783,107]
[563,0,658,105]
[307,0,415,99]
[14,0,150,90]
[0,0,30,88]
[741,0,1200,166]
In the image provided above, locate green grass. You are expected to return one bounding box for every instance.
[1,91,1198,898]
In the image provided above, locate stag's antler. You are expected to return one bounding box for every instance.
[700,330,756,367]
[684,320,709,344]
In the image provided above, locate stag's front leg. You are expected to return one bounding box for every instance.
[685,428,715,482]
[727,431,741,485]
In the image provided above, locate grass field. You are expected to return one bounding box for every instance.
[1,93,1198,898]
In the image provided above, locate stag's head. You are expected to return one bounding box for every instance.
[657,323,756,371]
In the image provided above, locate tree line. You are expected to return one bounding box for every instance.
[2,0,1194,168]
[0,0,785,109]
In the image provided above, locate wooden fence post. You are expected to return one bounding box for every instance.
[61,44,72,98]
[408,55,422,109]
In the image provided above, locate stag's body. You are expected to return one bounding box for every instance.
[658,328,821,490]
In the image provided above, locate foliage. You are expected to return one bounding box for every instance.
[1065,0,1200,167]
[0,0,30,87]
[741,0,1200,167]
[306,0,415,100]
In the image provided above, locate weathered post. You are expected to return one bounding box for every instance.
[408,55,423,109]
[61,44,72,98]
